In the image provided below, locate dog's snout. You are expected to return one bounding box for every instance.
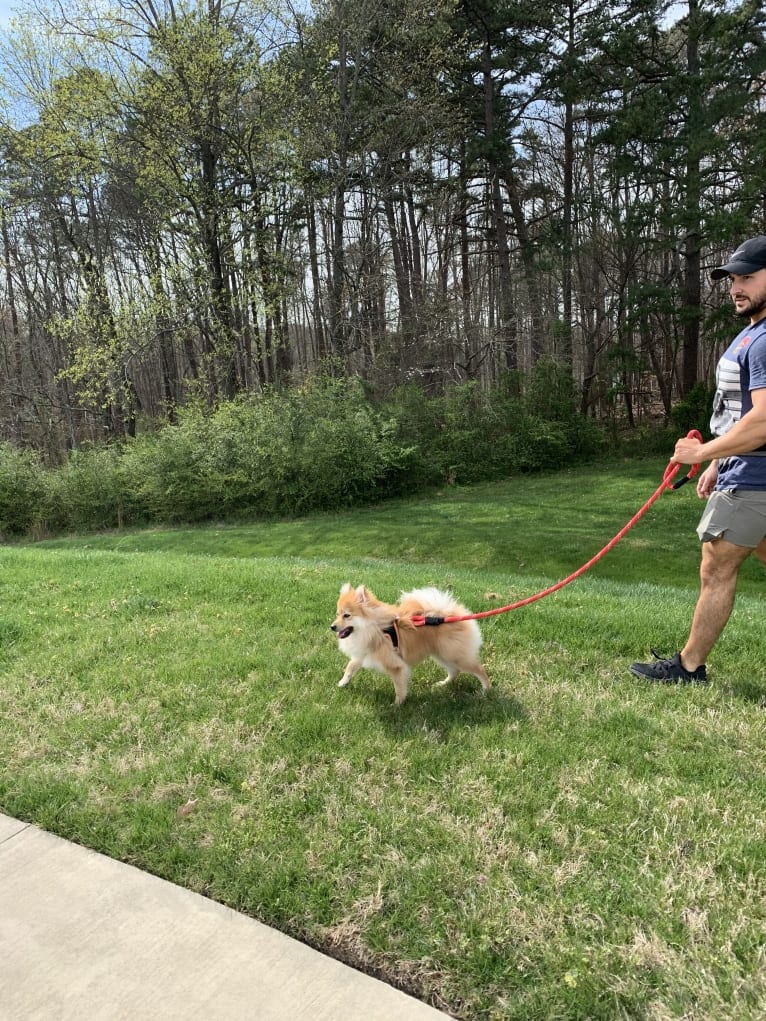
[330,623,338,632]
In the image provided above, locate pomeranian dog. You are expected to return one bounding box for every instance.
[330,583,490,705]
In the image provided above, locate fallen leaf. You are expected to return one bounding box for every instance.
[176,798,199,818]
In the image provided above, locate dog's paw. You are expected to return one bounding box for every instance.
[338,677,350,688]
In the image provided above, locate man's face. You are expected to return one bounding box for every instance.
[729,269,766,322]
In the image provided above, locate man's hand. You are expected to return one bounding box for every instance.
[672,435,704,465]
[672,436,716,496]
[696,462,718,499]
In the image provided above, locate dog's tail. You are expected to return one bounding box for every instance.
[398,587,471,620]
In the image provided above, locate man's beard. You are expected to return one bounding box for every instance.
[733,288,766,319]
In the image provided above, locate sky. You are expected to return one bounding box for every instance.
[0,0,19,28]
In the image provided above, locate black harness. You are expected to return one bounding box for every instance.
[382,622,400,649]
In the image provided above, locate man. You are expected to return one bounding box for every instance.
[630,234,766,683]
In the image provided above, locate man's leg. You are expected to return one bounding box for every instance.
[680,538,752,671]
[752,535,766,569]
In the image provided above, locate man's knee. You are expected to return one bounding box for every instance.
[753,539,766,568]
[700,539,751,584]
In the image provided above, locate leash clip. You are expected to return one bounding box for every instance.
[671,472,694,490]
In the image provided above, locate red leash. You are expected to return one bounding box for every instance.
[412,430,704,627]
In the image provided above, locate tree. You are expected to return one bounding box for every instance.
[593,0,766,397]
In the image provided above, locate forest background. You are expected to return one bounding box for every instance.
[0,0,765,535]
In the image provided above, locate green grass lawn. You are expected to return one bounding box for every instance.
[2,459,765,1019]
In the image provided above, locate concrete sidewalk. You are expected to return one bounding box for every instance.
[0,813,453,1020]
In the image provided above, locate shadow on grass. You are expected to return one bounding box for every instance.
[724,679,766,706]
[359,682,529,735]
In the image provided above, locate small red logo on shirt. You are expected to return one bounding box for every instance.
[735,335,752,350]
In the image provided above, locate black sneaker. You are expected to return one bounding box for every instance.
[629,649,707,685]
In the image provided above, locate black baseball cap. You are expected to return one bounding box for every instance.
[711,235,766,280]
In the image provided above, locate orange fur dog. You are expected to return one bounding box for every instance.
[330,583,490,705]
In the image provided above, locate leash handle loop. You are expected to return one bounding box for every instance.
[663,428,704,491]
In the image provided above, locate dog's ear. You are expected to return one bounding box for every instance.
[356,585,370,603]
[340,582,353,595]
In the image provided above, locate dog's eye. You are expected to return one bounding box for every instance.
[343,612,351,619]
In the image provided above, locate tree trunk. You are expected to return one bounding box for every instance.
[482,40,516,370]
[681,0,702,395]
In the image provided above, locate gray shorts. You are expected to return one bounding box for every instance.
[697,489,766,547]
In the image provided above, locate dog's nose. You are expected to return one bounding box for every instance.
[330,624,337,632]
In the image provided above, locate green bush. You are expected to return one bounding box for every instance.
[381,366,603,486]
[118,424,218,524]
[275,380,415,510]
[671,382,715,439]
[381,380,521,485]
[36,446,135,533]
[3,371,612,538]
[116,377,416,522]
[374,383,444,490]
[0,443,45,536]
[522,359,606,461]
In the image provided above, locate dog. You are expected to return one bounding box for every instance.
[330,583,490,705]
